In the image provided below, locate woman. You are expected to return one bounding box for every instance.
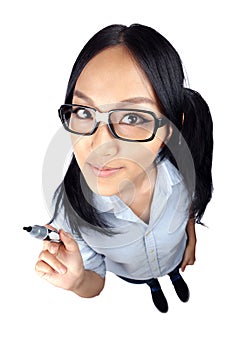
[36,24,213,313]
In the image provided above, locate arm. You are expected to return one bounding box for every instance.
[181,217,197,272]
[72,269,105,298]
[35,228,105,298]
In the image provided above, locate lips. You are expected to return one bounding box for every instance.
[88,163,123,178]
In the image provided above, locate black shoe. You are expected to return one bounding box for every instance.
[147,279,168,313]
[151,289,168,313]
[172,276,190,302]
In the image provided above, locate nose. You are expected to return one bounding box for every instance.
[90,122,119,157]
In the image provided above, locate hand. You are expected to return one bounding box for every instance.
[181,242,196,272]
[35,226,85,291]
[181,216,197,272]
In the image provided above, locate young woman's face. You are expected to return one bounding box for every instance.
[71,46,170,197]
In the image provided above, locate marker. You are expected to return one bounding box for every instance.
[23,225,61,243]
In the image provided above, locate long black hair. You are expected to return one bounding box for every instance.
[52,24,213,237]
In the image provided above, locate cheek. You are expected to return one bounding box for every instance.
[133,137,164,163]
[71,136,90,168]
[119,144,160,175]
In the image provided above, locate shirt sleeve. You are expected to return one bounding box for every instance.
[75,237,106,278]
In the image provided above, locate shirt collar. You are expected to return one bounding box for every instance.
[92,192,122,213]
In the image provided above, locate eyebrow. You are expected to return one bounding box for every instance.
[73,90,156,106]
[73,90,94,104]
[120,97,156,105]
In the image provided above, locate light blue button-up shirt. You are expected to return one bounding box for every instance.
[57,159,191,280]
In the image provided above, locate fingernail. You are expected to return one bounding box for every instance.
[49,245,57,254]
[59,266,67,274]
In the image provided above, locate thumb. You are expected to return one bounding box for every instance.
[59,229,78,252]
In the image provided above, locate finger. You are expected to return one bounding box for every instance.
[42,224,59,251]
[38,250,67,274]
[59,229,78,252]
[42,240,61,254]
[181,262,187,272]
[35,260,56,277]
[48,242,61,255]
[45,224,57,231]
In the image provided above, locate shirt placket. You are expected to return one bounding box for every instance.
[144,230,160,278]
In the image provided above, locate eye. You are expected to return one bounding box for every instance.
[73,108,93,119]
[120,113,149,125]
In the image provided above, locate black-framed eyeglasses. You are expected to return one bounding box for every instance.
[58,104,167,142]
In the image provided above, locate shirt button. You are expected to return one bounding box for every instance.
[150,249,154,253]
[146,232,150,236]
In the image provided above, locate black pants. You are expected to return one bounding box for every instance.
[118,264,181,290]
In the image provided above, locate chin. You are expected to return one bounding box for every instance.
[85,181,117,197]
[94,187,117,197]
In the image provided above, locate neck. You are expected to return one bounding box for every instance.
[117,165,157,223]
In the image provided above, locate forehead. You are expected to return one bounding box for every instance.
[73,46,157,106]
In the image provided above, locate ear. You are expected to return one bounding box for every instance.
[164,123,173,144]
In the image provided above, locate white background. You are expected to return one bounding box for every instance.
[0,0,237,349]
